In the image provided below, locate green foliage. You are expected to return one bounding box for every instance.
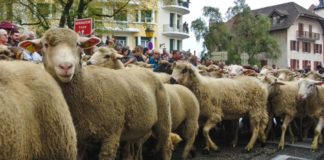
[190,0,280,65]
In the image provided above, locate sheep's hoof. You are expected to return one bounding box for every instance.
[244,146,253,152]
[278,142,285,150]
[311,144,318,152]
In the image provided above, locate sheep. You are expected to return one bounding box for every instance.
[261,76,302,149]
[275,69,297,81]
[0,45,14,60]
[305,71,324,81]
[259,65,275,76]
[297,78,324,151]
[171,61,269,152]
[87,47,124,69]
[88,46,198,159]
[19,28,172,160]
[164,84,199,159]
[0,61,77,159]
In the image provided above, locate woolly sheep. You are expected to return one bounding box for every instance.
[171,61,269,152]
[0,61,77,159]
[164,84,200,159]
[19,28,172,160]
[275,69,297,81]
[88,46,199,159]
[261,76,301,149]
[297,78,324,151]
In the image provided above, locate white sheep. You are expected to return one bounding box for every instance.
[297,78,324,151]
[19,28,173,160]
[171,61,269,152]
[0,61,77,159]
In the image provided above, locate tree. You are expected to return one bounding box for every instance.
[0,0,157,33]
[190,0,280,65]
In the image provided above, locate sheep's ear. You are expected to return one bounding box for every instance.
[315,82,324,85]
[18,39,42,52]
[79,37,101,49]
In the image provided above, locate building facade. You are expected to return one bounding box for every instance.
[157,0,190,52]
[253,2,324,70]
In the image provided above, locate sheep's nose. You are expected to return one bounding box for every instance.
[59,63,73,71]
[87,61,93,65]
[170,77,178,84]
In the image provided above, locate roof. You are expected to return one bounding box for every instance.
[252,2,324,31]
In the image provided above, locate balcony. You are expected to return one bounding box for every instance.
[162,24,190,39]
[94,20,140,33]
[296,30,320,41]
[163,1,190,15]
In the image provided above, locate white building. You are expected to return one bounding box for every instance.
[157,0,190,52]
[253,2,324,70]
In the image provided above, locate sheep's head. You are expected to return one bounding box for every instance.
[19,28,100,83]
[87,47,122,68]
[226,64,244,78]
[171,61,196,85]
[297,78,324,100]
[276,69,296,81]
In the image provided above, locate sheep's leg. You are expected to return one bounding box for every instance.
[278,115,293,150]
[231,120,239,147]
[182,119,199,160]
[203,118,219,152]
[99,131,122,160]
[288,125,295,144]
[311,117,324,152]
[245,123,259,151]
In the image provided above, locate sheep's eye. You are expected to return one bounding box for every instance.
[181,68,188,74]
[104,55,111,59]
[44,43,49,48]
[76,43,80,47]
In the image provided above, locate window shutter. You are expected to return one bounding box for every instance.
[320,44,322,54]
[297,41,299,51]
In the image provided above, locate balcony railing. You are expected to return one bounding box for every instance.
[163,24,189,34]
[296,31,320,41]
[165,1,189,8]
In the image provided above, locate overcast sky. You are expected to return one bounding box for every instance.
[183,0,319,57]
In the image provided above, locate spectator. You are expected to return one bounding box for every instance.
[120,46,136,66]
[134,46,146,62]
[160,48,171,61]
[317,64,324,74]
[0,29,8,45]
[147,49,161,71]
[171,50,182,61]
[8,29,20,47]
[22,47,42,63]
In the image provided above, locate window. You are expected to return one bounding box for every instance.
[170,39,174,52]
[309,25,313,38]
[290,40,297,51]
[314,44,322,54]
[114,36,127,47]
[302,60,311,69]
[177,40,182,51]
[290,59,299,70]
[170,13,174,27]
[302,42,311,53]
[298,23,304,36]
[141,10,152,23]
[140,37,151,48]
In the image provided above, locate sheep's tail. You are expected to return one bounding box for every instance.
[153,82,172,160]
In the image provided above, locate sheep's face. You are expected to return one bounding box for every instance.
[277,70,295,81]
[171,61,193,85]
[297,79,323,100]
[226,64,244,78]
[18,28,101,83]
[43,42,80,83]
[87,47,121,68]
[259,66,274,76]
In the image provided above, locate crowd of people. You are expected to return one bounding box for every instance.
[0,27,42,63]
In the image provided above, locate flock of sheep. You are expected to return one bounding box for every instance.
[1,27,324,160]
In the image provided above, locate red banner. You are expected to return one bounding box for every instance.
[74,18,92,36]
